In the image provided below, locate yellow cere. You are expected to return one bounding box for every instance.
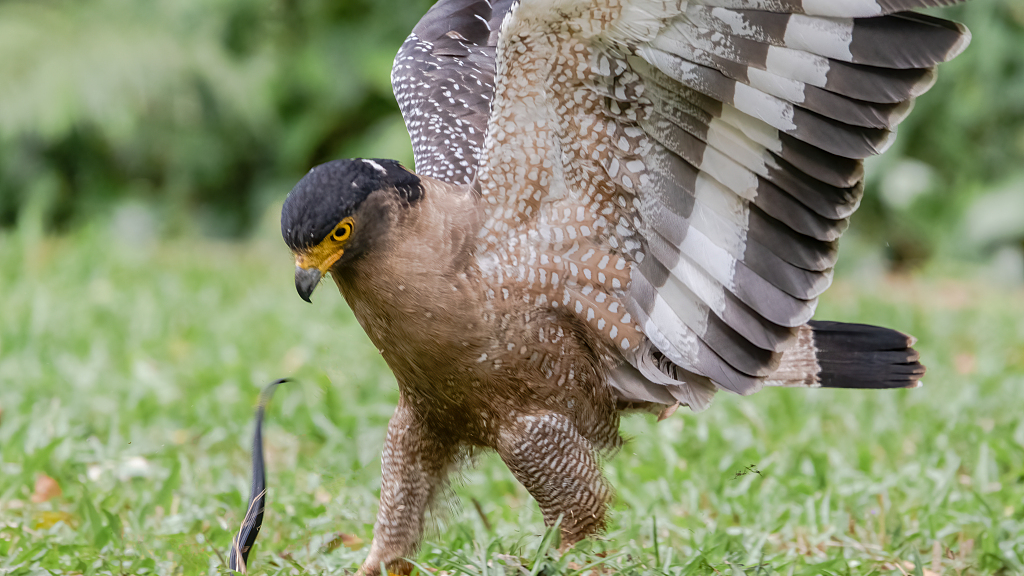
[295,217,355,272]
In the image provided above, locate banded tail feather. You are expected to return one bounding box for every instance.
[768,321,924,389]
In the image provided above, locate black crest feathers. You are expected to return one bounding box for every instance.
[281,158,422,250]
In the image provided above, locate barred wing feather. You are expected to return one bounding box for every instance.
[468,0,966,409]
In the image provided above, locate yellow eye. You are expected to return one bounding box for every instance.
[331,219,353,243]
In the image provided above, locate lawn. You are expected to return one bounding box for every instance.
[0,220,1022,575]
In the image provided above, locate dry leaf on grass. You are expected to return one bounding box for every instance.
[31,473,62,503]
[320,532,365,553]
[340,533,364,550]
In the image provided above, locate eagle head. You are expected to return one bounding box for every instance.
[281,158,422,302]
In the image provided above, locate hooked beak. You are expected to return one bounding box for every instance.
[294,266,322,303]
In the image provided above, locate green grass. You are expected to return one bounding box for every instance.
[1,221,1022,575]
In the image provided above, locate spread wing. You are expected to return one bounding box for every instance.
[468,0,968,408]
[391,0,516,184]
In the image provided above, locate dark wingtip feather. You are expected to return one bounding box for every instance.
[850,12,972,69]
[228,378,290,573]
[946,20,973,61]
[894,11,973,62]
[809,321,925,389]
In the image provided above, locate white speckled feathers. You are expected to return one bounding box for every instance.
[392,0,516,184]
[393,0,967,410]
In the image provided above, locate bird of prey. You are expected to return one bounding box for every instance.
[280,1,969,573]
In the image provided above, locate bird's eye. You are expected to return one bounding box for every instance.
[331,219,353,243]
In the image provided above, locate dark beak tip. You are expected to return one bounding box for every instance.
[294,266,322,303]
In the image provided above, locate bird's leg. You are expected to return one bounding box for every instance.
[359,401,456,576]
[496,412,611,546]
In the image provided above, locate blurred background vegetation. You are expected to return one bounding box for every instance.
[0,0,1022,273]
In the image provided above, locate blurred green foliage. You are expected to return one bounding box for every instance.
[0,0,1022,262]
[0,0,432,235]
[854,0,1024,268]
